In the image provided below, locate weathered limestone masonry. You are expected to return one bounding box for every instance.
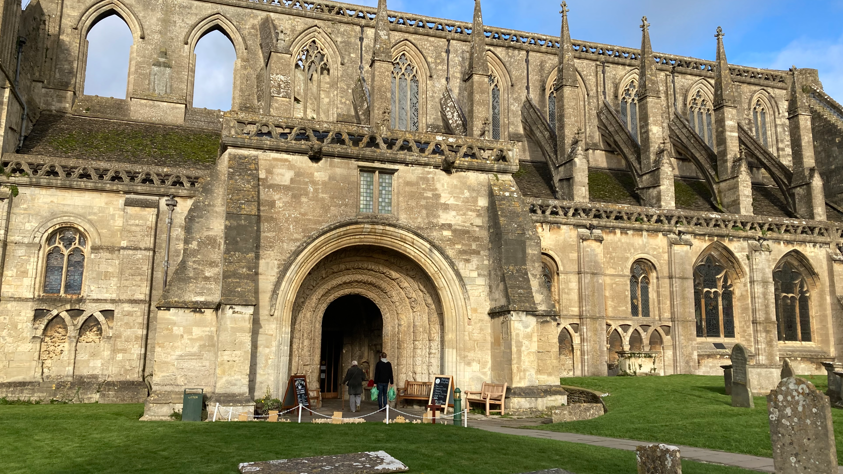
[0,0,841,415]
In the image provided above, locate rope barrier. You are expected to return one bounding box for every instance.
[209,403,468,426]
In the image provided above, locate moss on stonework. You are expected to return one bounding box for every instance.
[674,179,714,210]
[588,170,638,205]
[46,129,219,165]
[512,164,527,178]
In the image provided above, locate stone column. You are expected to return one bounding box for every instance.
[747,240,779,366]
[788,68,826,220]
[667,234,697,374]
[577,228,607,376]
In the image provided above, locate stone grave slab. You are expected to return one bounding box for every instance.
[780,358,794,379]
[239,451,408,474]
[730,344,754,408]
[636,444,681,474]
[720,365,732,395]
[767,377,838,474]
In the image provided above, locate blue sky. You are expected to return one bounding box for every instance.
[49,0,843,109]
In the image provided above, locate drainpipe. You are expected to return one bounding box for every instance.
[162,195,178,288]
[13,37,27,152]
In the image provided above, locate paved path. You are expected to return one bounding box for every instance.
[470,422,843,473]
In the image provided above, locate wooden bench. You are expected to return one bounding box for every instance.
[465,382,507,416]
[396,381,433,407]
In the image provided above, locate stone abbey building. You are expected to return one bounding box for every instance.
[0,0,842,417]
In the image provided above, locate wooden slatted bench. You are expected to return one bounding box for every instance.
[396,381,432,407]
[465,382,507,416]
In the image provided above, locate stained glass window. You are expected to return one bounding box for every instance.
[630,262,651,318]
[694,256,736,338]
[42,227,87,296]
[620,80,639,143]
[774,262,812,342]
[390,54,420,132]
[688,89,714,148]
[542,263,553,292]
[294,40,330,121]
[490,75,501,140]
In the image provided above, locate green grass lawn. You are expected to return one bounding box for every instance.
[0,403,755,474]
[541,374,836,460]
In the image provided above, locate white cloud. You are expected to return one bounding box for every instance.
[754,34,843,101]
[83,16,132,99]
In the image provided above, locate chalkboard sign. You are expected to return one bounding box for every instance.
[427,375,453,414]
[282,375,312,413]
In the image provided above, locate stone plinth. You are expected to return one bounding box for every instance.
[551,404,604,423]
[238,451,408,473]
[747,365,780,396]
[721,365,732,395]
[767,377,838,473]
[506,385,568,414]
[636,444,682,474]
[618,351,661,376]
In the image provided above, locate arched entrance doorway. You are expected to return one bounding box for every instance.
[288,246,444,389]
[319,295,383,398]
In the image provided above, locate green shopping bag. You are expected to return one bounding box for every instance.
[370,386,379,401]
[387,386,396,401]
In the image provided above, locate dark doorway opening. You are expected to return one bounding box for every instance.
[320,295,383,399]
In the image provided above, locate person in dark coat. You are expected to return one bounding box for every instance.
[342,360,366,412]
[373,352,394,410]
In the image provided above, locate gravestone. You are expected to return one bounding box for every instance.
[767,377,838,473]
[780,358,795,379]
[730,344,754,408]
[720,365,732,395]
[636,444,681,474]
[239,451,408,474]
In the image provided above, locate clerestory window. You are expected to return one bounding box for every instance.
[43,228,88,296]
[490,74,502,140]
[294,40,331,121]
[774,262,812,343]
[694,256,736,338]
[391,54,420,132]
[688,89,714,148]
[359,169,395,215]
[630,261,651,318]
[752,98,769,150]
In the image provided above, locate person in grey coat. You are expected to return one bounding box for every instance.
[342,360,366,412]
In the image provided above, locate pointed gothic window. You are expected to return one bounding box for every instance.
[490,74,502,140]
[43,228,88,296]
[774,262,812,342]
[391,54,420,132]
[620,80,639,143]
[541,254,559,311]
[694,256,736,338]
[752,98,769,149]
[630,261,651,318]
[294,40,331,121]
[688,89,715,148]
[548,88,557,130]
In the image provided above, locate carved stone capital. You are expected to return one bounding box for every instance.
[577,228,603,242]
[748,239,772,253]
[666,233,692,247]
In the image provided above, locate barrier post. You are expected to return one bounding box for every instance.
[212,403,219,422]
[386,404,390,424]
[453,388,462,426]
[298,404,302,423]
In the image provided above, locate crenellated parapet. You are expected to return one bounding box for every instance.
[222,112,519,173]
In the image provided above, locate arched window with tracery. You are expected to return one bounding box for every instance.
[630,261,652,318]
[750,94,778,151]
[43,228,88,296]
[489,73,502,140]
[620,79,639,143]
[694,256,736,338]
[774,261,812,342]
[391,53,419,132]
[688,88,714,148]
[294,40,331,121]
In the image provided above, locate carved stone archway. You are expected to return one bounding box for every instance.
[289,246,444,388]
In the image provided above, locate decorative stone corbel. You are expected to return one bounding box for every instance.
[748,238,771,253]
[666,231,692,247]
[577,226,603,242]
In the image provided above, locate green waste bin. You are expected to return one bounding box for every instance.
[182,388,203,422]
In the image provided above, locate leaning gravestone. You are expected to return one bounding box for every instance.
[636,444,682,474]
[238,452,408,474]
[780,358,795,379]
[767,377,838,474]
[720,364,733,395]
[730,344,754,408]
